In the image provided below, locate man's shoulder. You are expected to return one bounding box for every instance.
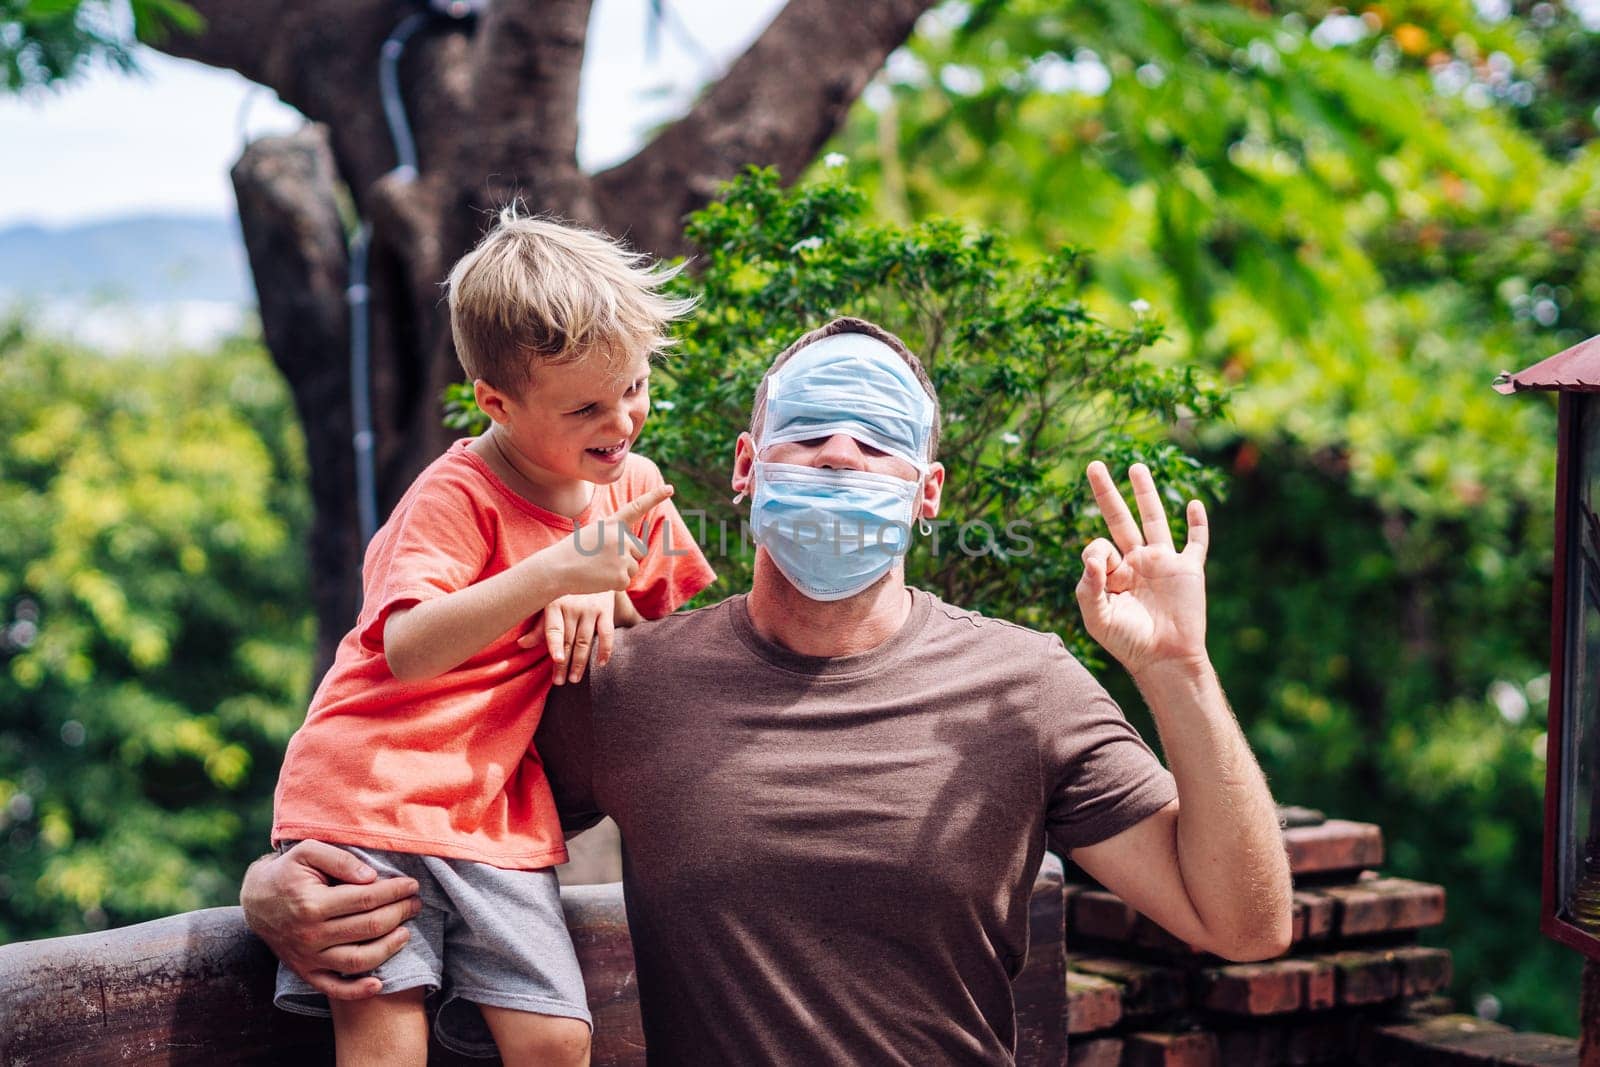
[914,589,1068,655]
[604,595,740,670]
[909,590,1105,702]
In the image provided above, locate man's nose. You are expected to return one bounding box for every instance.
[814,433,867,470]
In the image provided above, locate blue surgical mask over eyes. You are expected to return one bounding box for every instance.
[749,461,921,602]
[758,332,935,473]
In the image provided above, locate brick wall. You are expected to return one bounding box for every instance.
[1059,807,1579,1066]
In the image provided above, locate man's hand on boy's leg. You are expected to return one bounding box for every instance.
[241,840,421,1000]
[523,592,615,685]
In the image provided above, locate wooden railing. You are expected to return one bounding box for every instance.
[0,857,1067,1066]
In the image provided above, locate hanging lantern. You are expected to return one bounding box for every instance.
[1498,333,1600,957]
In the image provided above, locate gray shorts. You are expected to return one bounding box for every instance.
[273,842,591,1058]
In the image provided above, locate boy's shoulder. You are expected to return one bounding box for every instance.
[368,442,524,551]
[392,441,496,511]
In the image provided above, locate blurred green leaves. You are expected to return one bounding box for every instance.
[0,322,310,940]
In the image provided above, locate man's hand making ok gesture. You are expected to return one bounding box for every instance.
[1075,461,1210,677]
[1067,461,1293,965]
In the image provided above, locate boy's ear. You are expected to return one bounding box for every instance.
[473,378,512,425]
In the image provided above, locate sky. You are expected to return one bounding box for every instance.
[0,0,787,229]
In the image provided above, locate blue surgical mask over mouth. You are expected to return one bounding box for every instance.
[739,331,937,602]
[749,461,922,602]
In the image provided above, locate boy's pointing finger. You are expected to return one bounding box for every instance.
[614,483,674,526]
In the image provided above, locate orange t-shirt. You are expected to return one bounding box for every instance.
[272,440,716,869]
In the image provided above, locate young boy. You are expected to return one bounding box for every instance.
[271,213,716,1065]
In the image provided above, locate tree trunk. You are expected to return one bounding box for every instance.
[153,0,938,676]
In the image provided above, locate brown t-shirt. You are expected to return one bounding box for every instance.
[537,589,1176,1066]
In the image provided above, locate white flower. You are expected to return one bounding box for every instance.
[939,64,984,96]
[1000,432,1022,446]
[823,152,849,169]
[653,399,676,411]
[1310,13,1371,49]
[1130,299,1151,314]
[1489,680,1529,725]
[790,236,825,253]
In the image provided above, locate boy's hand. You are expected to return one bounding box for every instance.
[532,484,674,596]
[521,591,615,684]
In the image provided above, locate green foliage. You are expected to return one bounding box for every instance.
[449,168,1227,659]
[818,0,1597,1033]
[1507,4,1600,159]
[0,320,311,940]
[1,0,201,91]
[832,0,1586,487]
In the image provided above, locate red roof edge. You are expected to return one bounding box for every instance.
[1495,333,1600,394]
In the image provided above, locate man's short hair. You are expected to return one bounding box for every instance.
[445,210,696,395]
[751,318,942,461]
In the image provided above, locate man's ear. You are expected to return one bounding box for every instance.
[732,432,757,496]
[918,461,946,521]
[473,378,513,425]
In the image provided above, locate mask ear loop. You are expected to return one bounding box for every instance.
[912,470,933,537]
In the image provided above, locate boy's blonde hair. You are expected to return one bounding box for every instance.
[751,317,942,461]
[445,210,696,395]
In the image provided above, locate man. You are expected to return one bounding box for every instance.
[243,318,1293,1064]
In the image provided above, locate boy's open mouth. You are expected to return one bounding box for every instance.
[587,441,628,462]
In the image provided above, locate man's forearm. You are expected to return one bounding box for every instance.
[386,558,568,681]
[1133,656,1292,958]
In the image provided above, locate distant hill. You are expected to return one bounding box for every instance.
[0,215,252,305]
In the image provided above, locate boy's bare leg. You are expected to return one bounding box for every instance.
[480,1004,592,1067]
[328,987,429,1067]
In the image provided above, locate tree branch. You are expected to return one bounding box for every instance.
[155,0,474,208]
[230,127,360,676]
[591,0,938,254]
[459,0,597,220]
